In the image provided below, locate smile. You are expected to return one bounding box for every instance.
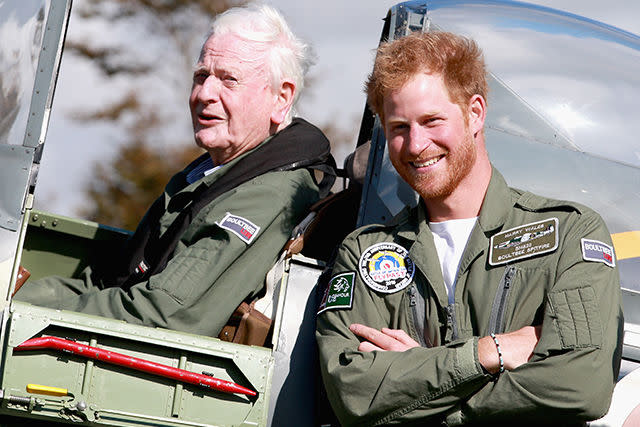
[412,155,443,168]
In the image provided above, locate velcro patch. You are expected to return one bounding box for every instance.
[490,218,558,266]
[216,212,260,244]
[317,272,355,314]
[581,238,615,267]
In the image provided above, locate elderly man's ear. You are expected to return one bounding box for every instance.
[270,81,296,125]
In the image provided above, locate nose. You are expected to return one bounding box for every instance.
[405,124,432,157]
[196,75,221,104]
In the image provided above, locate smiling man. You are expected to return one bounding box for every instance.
[16,4,335,341]
[316,32,622,425]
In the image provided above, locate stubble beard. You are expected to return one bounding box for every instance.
[394,130,477,201]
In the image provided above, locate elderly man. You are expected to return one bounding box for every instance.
[16,4,334,339]
[316,31,622,425]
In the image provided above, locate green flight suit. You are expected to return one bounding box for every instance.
[17,147,321,337]
[316,168,623,425]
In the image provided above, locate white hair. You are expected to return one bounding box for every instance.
[209,3,314,121]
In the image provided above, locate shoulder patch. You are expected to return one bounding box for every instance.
[581,238,615,268]
[358,242,415,293]
[317,272,356,314]
[216,212,260,244]
[489,218,558,266]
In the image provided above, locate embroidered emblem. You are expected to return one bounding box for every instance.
[135,260,149,274]
[489,218,558,266]
[358,242,415,293]
[317,272,356,314]
[216,212,260,244]
[581,238,615,268]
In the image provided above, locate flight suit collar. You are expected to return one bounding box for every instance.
[393,165,516,306]
[395,164,513,243]
[476,165,513,234]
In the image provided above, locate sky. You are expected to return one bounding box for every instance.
[35,0,640,219]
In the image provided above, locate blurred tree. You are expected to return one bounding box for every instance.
[66,0,243,228]
[79,113,204,230]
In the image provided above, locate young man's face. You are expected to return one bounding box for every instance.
[383,72,477,201]
[189,33,280,165]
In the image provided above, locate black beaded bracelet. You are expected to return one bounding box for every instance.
[490,333,505,374]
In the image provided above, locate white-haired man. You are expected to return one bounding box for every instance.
[17,4,335,341]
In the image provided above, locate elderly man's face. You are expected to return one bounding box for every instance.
[189,33,279,165]
[383,72,477,201]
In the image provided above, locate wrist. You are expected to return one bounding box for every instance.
[490,333,505,375]
[478,335,500,374]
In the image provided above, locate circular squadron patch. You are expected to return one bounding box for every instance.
[358,242,415,293]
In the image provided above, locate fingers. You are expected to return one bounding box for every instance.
[359,341,383,352]
[350,324,395,350]
[350,324,419,352]
[381,328,420,348]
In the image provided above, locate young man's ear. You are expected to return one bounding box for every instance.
[270,80,296,125]
[468,94,486,137]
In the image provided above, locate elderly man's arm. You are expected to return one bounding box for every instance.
[17,169,318,337]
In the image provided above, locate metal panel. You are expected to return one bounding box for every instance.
[21,0,70,149]
[0,146,34,232]
[2,302,272,426]
[268,255,324,427]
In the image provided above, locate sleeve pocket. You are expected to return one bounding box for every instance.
[547,286,602,349]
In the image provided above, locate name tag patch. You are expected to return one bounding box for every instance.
[317,272,356,314]
[490,218,558,266]
[581,238,615,267]
[358,242,415,294]
[217,213,260,244]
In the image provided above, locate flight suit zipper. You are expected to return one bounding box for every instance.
[446,304,458,341]
[488,266,517,334]
[408,285,429,347]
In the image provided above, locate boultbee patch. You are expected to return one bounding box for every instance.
[581,238,615,268]
[216,212,260,244]
[358,242,415,293]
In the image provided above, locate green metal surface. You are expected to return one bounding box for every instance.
[20,210,130,281]
[1,302,273,426]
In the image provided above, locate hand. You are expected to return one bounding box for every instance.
[478,325,541,374]
[350,323,420,352]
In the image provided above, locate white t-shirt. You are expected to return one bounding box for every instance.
[428,217,478,304]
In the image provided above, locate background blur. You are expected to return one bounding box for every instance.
[34,0,640,229]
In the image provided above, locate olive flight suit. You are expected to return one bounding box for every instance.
[316,167,623,426]
[17,120,327,337]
